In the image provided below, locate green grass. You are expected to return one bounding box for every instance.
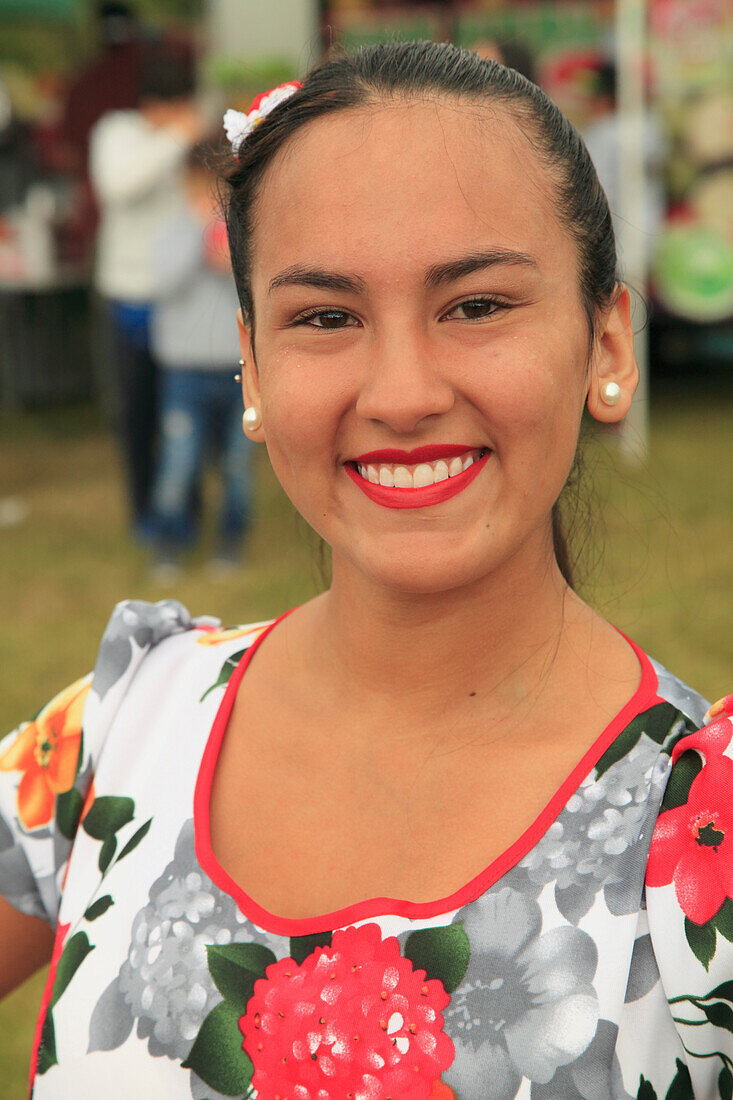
[0,391,731,1095]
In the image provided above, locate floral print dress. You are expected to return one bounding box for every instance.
[1,599,732,1100]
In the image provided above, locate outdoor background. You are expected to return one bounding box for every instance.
[0,0,731,1095]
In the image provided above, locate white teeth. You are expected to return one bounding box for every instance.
[413,463,434,488]
[354,450,485,487]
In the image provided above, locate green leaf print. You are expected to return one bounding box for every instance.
[699,1000,733,1032]
[182,1001,254,1095]
[595,703,685,779]
[637,704,684,745]
[713,899,733,943]
[706,980,733,1003]
[50,931,94,1008]
[36,1009,58,1075]
[201,649,246,702]
[207,942,277,1013]
[56,787,84,840]
[660,753,703,813]
[84,895,114,921]
[685,916,717,971]
[595,723,643,778]
[403,922,471,993]
[665,1058,693,1100]
[637,1077,658,1100]
[719,1066,733,1100]
[82,795,135,840]
[289,932,333,966]
[117,817,152,861]
[98,834,117,873]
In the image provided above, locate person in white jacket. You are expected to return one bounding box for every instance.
[89,46,205,535]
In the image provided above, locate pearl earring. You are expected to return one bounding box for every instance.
[600,381,622,406]
[242,407,262,432]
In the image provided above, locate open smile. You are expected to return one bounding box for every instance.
[344,445,491,509]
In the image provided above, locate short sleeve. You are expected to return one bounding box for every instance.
[646,697,733,1098]
[0,599,203,927]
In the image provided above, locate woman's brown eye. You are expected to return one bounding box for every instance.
[458,299,496,320]
[311,310,351,328]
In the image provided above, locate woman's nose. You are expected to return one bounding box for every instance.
[354,332,455,434]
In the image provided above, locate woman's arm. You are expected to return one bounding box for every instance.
[0,892,54,1000]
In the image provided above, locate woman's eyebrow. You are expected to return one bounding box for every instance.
[268,266,366,294]
[425,249,538,288]
[267,249,537,295]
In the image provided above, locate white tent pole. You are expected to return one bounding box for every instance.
[615,0,650,461]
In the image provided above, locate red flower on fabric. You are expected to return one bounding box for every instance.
[646,717,733,924]
[239,922,454,1100]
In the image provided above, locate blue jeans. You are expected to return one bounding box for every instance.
[150,369,254,550]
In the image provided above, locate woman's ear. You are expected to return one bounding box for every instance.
[237,309,265,442]
[587,285,639,423]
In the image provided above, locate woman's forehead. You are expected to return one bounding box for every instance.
[252,100,567,283]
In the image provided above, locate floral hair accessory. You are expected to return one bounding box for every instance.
[223,81,302,154]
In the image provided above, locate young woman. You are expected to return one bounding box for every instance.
[1,42,730,1100]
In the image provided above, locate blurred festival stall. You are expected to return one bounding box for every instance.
[0,0,199,408]
[0,0,730,422]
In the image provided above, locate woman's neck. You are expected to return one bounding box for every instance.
[296,538,595,746]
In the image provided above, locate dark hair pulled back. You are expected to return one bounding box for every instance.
[222,40,621,587]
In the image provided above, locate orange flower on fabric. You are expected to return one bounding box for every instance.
[0,676,90,830]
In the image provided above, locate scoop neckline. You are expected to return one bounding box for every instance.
[194,609,662,936]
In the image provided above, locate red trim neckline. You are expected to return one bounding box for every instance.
[194,612,661,937]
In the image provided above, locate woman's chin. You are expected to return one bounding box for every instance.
[343,538,497,597]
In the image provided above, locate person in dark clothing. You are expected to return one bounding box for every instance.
[89,44,204,536]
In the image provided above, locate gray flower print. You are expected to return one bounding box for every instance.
[624,934,660,1004]
[89,819,286,1094]
[530,1019,633,1100]
[444,887,599,1100]
[651,659,708,729]
[0,812,46,919]
[512,737,669,922]
[0,809,76,922]
[92,600,194,699]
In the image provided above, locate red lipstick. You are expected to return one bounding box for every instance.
[345,451,490,509]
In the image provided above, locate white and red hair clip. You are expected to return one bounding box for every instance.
[223,82,303,154]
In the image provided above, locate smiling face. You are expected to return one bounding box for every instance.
[240,98,627,595]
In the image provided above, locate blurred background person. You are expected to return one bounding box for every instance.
[147,140,255,579]
[55,2,144,255]
[89,42,204,538]
[0,75,35,215]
